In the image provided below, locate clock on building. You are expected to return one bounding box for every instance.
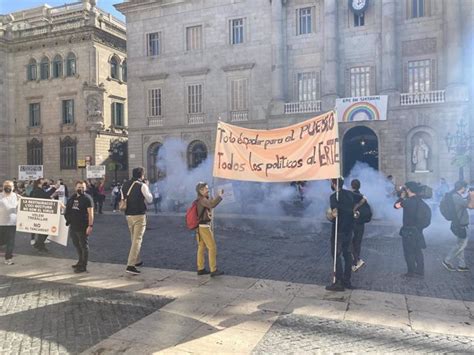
[349,0,369,14]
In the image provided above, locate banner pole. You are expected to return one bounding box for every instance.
[332,178,339,284]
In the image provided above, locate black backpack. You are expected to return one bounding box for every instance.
[439,192,457,222]
[358,202,373,224]
[417,198,432,230]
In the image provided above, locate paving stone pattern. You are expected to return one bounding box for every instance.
[0,275,172,354]
[10,214,474,301]
[253,314,474,354]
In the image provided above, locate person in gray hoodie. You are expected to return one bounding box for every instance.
[442,180,473,272]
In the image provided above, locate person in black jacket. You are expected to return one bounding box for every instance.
[351,179,369,272]
[326,178,355,292]
[64,181,94,273]
[394,181,426,278]
[30,178,56,252]
[122,167,153,275]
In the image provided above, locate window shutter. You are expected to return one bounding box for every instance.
[402,62,409,92]
[369,66,376,95]
[431,58,437,90]
[312,6,317,33]
[296,9,299,35]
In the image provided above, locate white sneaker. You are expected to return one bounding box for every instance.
[353,259,366,272]
[45,239,51,244]
[4,259,14,265]
[30,239,35,246]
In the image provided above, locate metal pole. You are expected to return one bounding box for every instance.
[332,178,339,284]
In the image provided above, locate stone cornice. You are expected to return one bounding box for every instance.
[139,73,169,81]
[178,68,210,77]
[115,0,186,15]
[222,63,255,72]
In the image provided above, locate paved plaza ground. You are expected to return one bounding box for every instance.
[0,212,473,353]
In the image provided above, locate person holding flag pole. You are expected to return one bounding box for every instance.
[326,177,356,292]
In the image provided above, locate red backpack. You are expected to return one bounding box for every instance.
[185,200,200,230]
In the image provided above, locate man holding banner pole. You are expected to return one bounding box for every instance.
[327,178,355,292]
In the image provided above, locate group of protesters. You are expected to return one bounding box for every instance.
[0,169,472,288]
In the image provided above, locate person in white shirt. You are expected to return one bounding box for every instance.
[0,181,19,265]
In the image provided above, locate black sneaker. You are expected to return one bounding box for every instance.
[74,267,87,273]
[135,261,144,267]
[71,263,81,269]
[210,270,224,277]
[197,269,210,275]
[126,266,141,275]
[457,266,470,272]
[325,282,345,292]
[442,260,456,272]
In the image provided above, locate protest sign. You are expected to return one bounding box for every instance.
[213,111,340,182]
[47,215,69,246]
[18,165,43,180]
[86,165,106,179]
[16,197,61,236]
[336,95,388,122]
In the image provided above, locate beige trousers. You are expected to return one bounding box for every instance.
[196,225,217,272]
[126,215,147,266]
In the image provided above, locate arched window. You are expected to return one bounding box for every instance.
[27,138,43,165]
[60,136,77,169]
[187,140,208,169]
[122,60,127,82]
[27,59,37,81]
[147,142,163,182]
[40,57,50,80]
[52,55,63,78]
[110,56,119,79]
[66,52,76,77]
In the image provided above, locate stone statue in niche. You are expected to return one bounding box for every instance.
[86,94,102,120]
[412,137,430,173]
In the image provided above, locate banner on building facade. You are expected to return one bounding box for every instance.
[336,95,388,122]
[86,165,106,179]
[18,165,43,180]
[16,197,61,237]
[213,111,340,182]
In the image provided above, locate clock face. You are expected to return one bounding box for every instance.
[352,0,367,11]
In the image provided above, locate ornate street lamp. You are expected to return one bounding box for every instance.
[445,119,473,181]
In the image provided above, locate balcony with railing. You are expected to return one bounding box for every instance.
[400,90,445,106]
[284,100,322,114]
[230,110,249,122]
[188,113,206,125]
[148,117,163,127]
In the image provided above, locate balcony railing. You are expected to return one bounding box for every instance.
[188,113,205,125]
[148,117,163,127]
[230,110,249,122]
[400,90,445,106]
[284,100,322,114]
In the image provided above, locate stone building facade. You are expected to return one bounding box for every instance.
[0,0,128,185]
[117,0,473,187]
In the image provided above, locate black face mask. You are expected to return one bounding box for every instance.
[76,189,84,195]
[3,187,12,193]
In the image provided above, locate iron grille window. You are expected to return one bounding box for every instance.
[60,137,77,170]
[148,89,162,117]
[186,25,202,51]
[29,103,41,127]
[408,59,431,93]
[187,84,203,114]
[350,66,371,97]
[188,141,208,169]
[147,32,161,56]
[27,139,43,165]
[62,100,74,124]
[230,78,248,111]
[297,71,320,102]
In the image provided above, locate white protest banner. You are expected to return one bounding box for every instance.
[213,111,340,182]
[86,165,106,179]
[47,215,69,246]
[18,165,43,180]
[336,95,388,122]
[215,183,236,205]
[16,197,61,236]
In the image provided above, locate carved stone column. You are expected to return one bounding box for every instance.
[321,0,338,111]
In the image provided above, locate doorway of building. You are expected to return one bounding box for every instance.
[342,126,378,176]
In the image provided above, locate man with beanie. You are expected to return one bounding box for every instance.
[443,180,473,272]
[394,181,426,278]
[195,182,224,277]
[122,167,153,275]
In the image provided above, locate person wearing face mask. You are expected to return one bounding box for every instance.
[442,180,474,272]
[0,181,19,265]
[64,181,94,273]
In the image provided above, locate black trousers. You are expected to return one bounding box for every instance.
[0,226,15,259]
[34,234,48,249]
[70,229,89,268]
[352,223,365,265]
[331,231,353,284]
[402,234,424,275]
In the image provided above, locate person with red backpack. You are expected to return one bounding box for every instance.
[188,182,224,276]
